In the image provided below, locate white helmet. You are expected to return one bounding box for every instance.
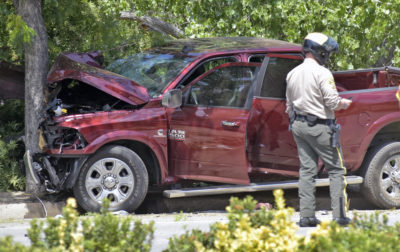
[302,32,339,65]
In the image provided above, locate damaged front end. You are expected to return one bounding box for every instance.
[25,52,150,194]
[24,150,88,194]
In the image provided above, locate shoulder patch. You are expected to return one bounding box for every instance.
[328,77,336,90]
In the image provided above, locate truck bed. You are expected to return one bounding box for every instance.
[333,67,400,91]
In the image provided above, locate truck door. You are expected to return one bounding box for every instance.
[247,54,303,176]
[168,62,261,184]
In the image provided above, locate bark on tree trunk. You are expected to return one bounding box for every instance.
[14,0,49,194]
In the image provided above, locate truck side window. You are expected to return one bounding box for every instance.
[260,57,302,98]
[249,55,265,63]
[187,65,259,108]
[179,57,237,88]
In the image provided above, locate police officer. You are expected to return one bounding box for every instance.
[286,32,352,227]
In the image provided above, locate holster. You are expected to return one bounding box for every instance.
[329,123,341,148]
[306,114,318,127]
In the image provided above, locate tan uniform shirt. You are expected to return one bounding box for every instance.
[285,58,341,119]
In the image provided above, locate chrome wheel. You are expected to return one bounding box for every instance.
[85,158,134,207]
[362,141,400,208]
[381,155,400,200]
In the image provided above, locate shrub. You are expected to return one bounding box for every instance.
[298,212,400,252]
[0,99,25,191]
[165,189,299,252]
[166,190,400,252]
[0,198,155,252]
[1,191,400,252]
[0,236,27,252]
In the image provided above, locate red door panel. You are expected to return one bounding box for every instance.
[167,62,261,184]
[247,98,299,175]
[246,54,303,176]
[169,106,250,184]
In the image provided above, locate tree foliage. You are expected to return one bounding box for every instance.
[129,0,400,70]
[1,0,400,70]
[0,100,25,191]
[0,0,164,67]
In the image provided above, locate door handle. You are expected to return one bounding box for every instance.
[222,121,240,127]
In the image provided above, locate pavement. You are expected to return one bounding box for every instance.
[0,186,376,220]
[0,192,65,220]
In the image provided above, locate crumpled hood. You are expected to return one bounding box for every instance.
[47,52,149,106]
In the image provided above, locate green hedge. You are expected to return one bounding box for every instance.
[1,192,399,251]
[165,190,400,252]
[298,212,400,252]
[0,100,25,191]
[0,198,154,252]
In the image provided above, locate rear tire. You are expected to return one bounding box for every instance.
[73,145,148,212]
[362,141,400,209]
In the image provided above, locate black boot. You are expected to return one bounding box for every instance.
[333,217,351,226]
[299,217,321,227]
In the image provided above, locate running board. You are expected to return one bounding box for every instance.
[163,175,363,198]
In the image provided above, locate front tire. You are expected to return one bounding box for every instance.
[362,141,400,209]
[73,145,148,212]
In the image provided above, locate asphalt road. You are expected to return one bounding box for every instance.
[136,185,377,214]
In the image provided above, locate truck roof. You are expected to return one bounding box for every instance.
[151,37,301,55]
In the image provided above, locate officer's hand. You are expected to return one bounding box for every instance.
[339,98,352,110]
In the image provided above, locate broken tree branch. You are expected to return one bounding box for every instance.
[120,11,184,39]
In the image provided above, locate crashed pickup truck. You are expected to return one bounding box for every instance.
[25,37,400,212]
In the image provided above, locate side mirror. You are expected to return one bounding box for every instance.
[162,89,182,108]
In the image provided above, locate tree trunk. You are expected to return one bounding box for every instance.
[14,0,49,194]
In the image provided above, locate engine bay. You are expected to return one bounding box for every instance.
[46,79,135,117]
[41,79,137,152]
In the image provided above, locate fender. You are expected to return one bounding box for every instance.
[48,130,168,182]
[89,130,168,181]
[353,111,400,170]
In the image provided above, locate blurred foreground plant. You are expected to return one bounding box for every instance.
[165,189,400,252]
[0,198,154,252]
[298,211,400,252]
[1,191,400,252]
[165,189,298,252]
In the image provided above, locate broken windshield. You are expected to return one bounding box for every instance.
[106,53,195,97]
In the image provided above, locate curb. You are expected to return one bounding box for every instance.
[0,192,65,220]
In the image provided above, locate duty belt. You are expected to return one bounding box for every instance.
[295,114,335,126]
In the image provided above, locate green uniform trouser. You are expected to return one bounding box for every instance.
[291,120,348,219]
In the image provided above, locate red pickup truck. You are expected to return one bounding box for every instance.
[24,37,400,212]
